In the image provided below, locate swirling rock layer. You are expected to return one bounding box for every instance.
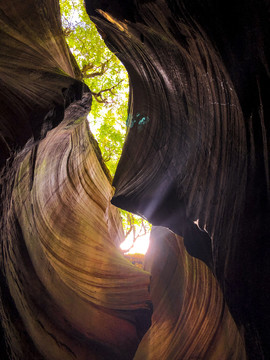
[86,0,270,358]
[0,0,151,359]
[134,227,246,360]
[1,0,270,359]
[0,99,151,359]
[135,227,246,360]
[0,0,82,167]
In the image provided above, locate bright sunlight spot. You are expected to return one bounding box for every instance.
[60,0,151,255]
[120,232,150,254]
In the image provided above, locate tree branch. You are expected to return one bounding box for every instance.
[91,79,124,104]
[82,58,112,78]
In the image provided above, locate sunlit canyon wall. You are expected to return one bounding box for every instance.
[1,0,270,359]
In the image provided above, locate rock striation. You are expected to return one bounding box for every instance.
[0,1,151,359]
[86,0,270,358]
[135,227,247,360]
[1,0,270,359]
[0,0,82,168]
[0,98,151,359]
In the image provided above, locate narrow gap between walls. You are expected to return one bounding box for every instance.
[59,0,151,256]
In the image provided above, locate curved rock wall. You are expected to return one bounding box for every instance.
[135,227,246,360]
[0,0,151,359]
[0,97,151,359]
[86,1,270,358]
[1,0,270,359]
[0,0,82,167]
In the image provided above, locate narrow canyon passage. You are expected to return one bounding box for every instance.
[1,0,270,359]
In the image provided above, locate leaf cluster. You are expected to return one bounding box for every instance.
[60,0,129,174]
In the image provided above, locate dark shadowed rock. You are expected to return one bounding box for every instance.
[86,0,270,358]
[1,0,270,359]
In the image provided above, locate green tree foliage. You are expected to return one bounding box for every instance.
[60,0,151,251]
[60,0,128,175]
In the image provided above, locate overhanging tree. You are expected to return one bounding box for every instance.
[60,0,128,175]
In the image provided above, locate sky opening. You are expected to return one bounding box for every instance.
[60,0,151,254]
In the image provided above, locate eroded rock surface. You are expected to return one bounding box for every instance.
[0,1,151,359]
[0,0,85,167]
[86,0,270,358]
[1,101,151,359]
[135,227,247,360]
[1,0,270,359]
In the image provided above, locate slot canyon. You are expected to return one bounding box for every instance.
[0,0,270,359]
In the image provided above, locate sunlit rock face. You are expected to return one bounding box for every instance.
[135,227,246,360]
[0,1,151,359]
[1,103,151,360]
[1,0,270,359]
[86,0,270,358]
